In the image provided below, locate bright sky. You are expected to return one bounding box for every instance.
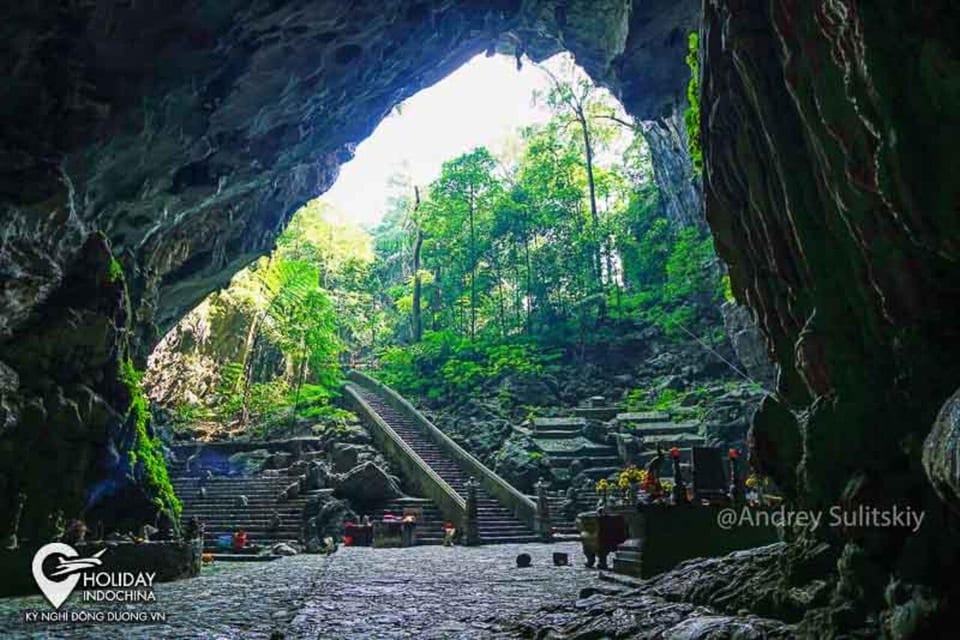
[321,53,558,227]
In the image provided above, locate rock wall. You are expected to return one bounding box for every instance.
[144,294,284,410]
[703,0,960,634]
[720,301,777,390]
[641,105,704,229]
[0,234,173,539]
[0,0,699,540]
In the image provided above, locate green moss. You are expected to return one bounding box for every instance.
[107,256,124,283]
[118,358,182,518]
[720,274,735,303]
[684,31,702,175]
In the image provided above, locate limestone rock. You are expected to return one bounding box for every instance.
[334,462,401,504]
[923,388,960,515]
[720,302,777,390]
[269,543,298,557]
[228,450,272,476]
[641,106,704,230]
[330,443,362,474]
[493,435,550,494]
[747,395,801,500]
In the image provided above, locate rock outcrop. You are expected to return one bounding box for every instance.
[923,388,960,516]
[720,301,777,390]
[333,461,401,505]
[0,0,698,541]
[703,1,960,635]
[641,105,704,230]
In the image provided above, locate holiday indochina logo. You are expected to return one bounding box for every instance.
[22,542,166,624]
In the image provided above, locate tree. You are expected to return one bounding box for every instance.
[421,148,501,339]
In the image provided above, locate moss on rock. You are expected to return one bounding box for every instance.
[118,357,182,520]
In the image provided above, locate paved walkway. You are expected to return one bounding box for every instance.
[0,542,598,639]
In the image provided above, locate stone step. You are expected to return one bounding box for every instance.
[189,518,301,527]
[479,535,542,544]
[639,433,705,445]
[182,510,307,519]
[532,430,587,439]
[174,478,304,485]
[613,411,671,425]
[531,417,586,430]
[543,447,617,458]
[548,457,620,468]
[576,466,620,480]
[207,554,283,562]
[626,421,702,436]
[570,407,621,421]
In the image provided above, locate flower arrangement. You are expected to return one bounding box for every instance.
[617,466,647,491]
[595,478,610,494]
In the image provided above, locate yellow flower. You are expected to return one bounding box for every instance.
[595,478,610,494]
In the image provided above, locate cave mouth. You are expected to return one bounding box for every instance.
[2,1,958,636]
[144,49,733,445]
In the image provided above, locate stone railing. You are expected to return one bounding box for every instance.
[343,382,466,530]
[347,370,539,533]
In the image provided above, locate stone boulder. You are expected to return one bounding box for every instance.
[330,443,361,473]
[582,421,612,444]
[269,543,298,556]
[923,388,960,515]
[498,374,559,407]
[303,461,332,491]
[493,436,550,494]
[304,496,358,540]
[334,462,401,504]
[227,449,271,476]
[312,422,372,445]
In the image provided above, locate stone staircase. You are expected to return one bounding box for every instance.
[350,384,541,544]
[170,459,317,559]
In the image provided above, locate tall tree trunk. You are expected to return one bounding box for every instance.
[291,349,307,425]
[468,186,477,340]
[578,109,603,289]
[237,309,268,427]
[577,107,607,322]
[524,236,533,334]
[492,251,507,337]
[411,186,423,343]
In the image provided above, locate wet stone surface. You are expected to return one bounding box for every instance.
[0,542,601,639]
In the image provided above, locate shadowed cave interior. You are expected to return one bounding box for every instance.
[1,1,960,638]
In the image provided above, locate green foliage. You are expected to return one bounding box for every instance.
[378,331,545,401]
[107,257,124,283]
[653,388,682,412]
[625,388,647,412]
[118,358,181,518]
[685,31,702,175]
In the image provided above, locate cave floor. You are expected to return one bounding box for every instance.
[0,542,602,639]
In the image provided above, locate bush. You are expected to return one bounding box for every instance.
[377,331,545,401]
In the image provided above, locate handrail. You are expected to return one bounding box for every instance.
[343,383,466,527]
[347,370,538,531]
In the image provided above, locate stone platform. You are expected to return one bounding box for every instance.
[0,542,598,639]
